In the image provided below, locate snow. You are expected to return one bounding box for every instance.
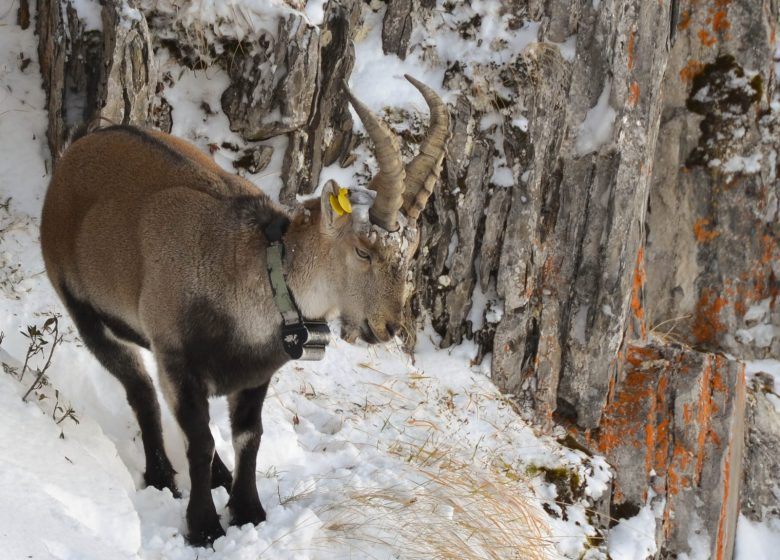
[735,515,780,560]
[138,0,301,42]
[0,351,140,559]
[156,50,288,200]
[304,0,327,26]
[584,455,610,499]
[723,151,763,174]
[71,0,104,31]
[607,505,658,560]
[576,80,617,156]
[513,115,530,132]
[745,359,780,388]
[349,8,448,116]
[468,283,489,331]
[678,509,711,560]
[736,323,780,348]
[554,35,578,62]
[736,299,779,350]
[745,298,772,322]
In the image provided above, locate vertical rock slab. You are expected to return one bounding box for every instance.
[99,1,157,126]
[742,372,780,522]
[280,0,362,202]
[644,0,780,359]
[36,0,68,156]
[489,1,672,429]
[381,0,412,59]
[36,0,157,159]
[221,13,319,141]
[593,344,746,559]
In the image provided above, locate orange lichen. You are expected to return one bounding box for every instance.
[597,352,656,454]
[668,440,693,497]
[761,234,777,264]
[627,31,636,71]
[694,358,714,485]
[692,290,727,345]
[709,429,722,447]
[698,29,717,47]
[693,218,720,242]
[630,247,647,338]
[712,11,730,32]
[680,59,705,82]
[676,442,691,471]
[712,368,727,393]
[598,346,663,460]
[654,415,670,477]
[677,10,691,30]
[628,81,640,107]
[716,451,730,560]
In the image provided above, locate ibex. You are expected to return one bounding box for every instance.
[40,75,448,545]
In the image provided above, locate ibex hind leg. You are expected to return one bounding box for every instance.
[60,285,179,497]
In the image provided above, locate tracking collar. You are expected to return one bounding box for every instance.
[266,242,330,360]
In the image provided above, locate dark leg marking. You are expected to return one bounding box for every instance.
[211,451,233,491]
[61,285,177,496]
[159,352,224,546]
[227,382,270,527]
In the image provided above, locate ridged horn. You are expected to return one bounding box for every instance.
[401,74,450,221]
[343,82,405,232]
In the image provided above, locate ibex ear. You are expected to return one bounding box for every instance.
[320,179,349,235]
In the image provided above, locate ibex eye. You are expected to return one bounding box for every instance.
[355,247,371,261]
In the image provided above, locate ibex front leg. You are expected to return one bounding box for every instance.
[227,382,269,526]
[159,353,225,546]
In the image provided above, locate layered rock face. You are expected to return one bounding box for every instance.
[35,0,778,558]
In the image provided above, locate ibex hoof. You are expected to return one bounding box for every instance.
[144,468,180,499]
[229,500,266,527]
[187,516,225,547]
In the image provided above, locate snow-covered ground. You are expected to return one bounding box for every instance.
[1,1,778,559]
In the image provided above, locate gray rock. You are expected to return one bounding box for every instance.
[233,145,274,174]
[37,0,157,158]
[221,15,319,141]
[742,373,780,522]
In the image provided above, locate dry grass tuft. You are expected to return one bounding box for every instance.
[315,443,557,560]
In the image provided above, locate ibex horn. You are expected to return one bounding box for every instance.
[401,75,450,221]
[343,81,405,232]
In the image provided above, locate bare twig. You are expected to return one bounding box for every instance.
[22,316,61,402]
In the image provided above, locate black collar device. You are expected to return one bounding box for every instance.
[266,242,330,360]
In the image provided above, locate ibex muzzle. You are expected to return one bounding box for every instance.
[40,75,448,546]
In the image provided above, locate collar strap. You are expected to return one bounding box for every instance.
[266,242,301,326]
[266,242,330,360]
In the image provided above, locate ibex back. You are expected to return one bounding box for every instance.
[40,76,449,546]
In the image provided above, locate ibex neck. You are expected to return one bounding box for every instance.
[281,214,336,321]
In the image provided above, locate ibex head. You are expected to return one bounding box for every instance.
[290,75,449,344]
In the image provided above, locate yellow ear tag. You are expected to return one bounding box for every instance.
[337,188,352,214]
[329,194,345,216]
[329,188,352,216]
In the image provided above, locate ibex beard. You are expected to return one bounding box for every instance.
[40,75,449,546]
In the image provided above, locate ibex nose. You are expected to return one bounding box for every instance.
[386,322,399,338]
